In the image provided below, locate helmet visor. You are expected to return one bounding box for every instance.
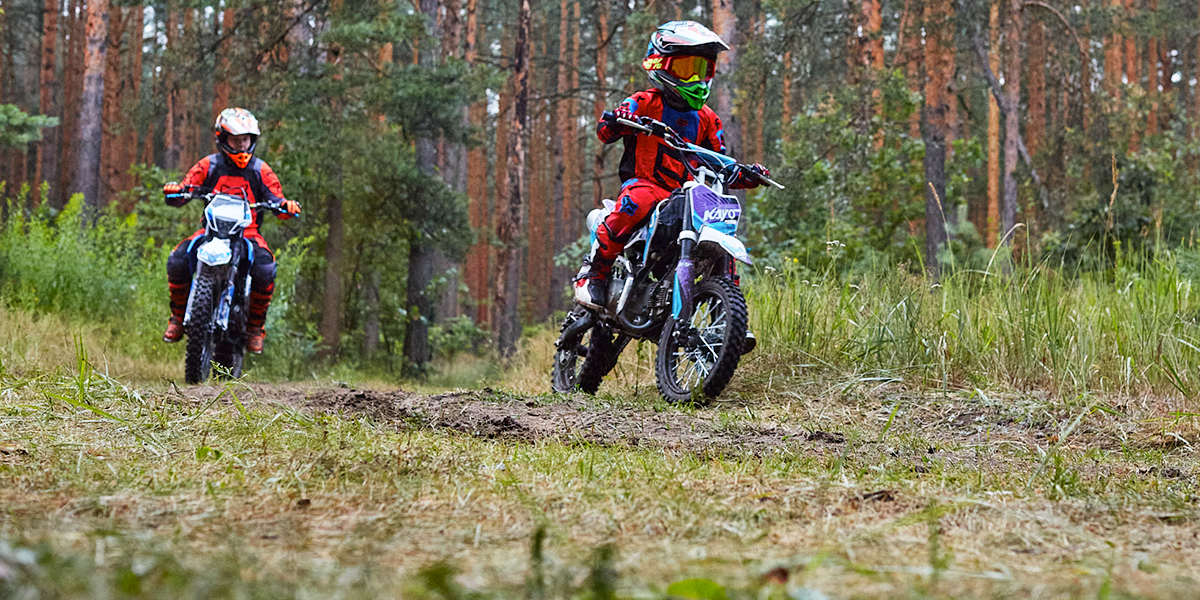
[665,55,714,82]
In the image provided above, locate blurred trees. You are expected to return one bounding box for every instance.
[2,0,1200,372]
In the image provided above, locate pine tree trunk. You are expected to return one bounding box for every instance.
[179,9,196,169]
[164,10,181,170]
[1002,0,1021,246]
[101,7,125,200]
[362,269,381,358]
[986,0,1000,247]
[120,6,141,195]
[902,0,923,139]
[923,0,954,277]
[550,0,577,316]
[319,188,345,359]
[710,0,739,154]
[318,0,345,360]
[1027,17,1045,158]
[465,0,490,325]
[74,0,109,211]
[591,0,608,207]
[35,0,60,206]
[58,0,85,206]
[405,0,443,370]
[1104,0,1122,103]
[496,0,530,357]
[212,7,232,122]
[1146,0,1159,135]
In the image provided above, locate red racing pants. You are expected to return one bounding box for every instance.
[594,179,673,270]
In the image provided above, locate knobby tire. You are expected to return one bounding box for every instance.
[655,277,747,404]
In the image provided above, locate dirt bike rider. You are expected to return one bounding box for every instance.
[574,20,769,310]
[160,107,301,355]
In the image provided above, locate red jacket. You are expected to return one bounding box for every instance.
[171,153,286,235]
[598,88,742,190]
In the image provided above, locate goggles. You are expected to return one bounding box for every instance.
[643,54,715,83]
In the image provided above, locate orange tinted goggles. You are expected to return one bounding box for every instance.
[664,55,715,82]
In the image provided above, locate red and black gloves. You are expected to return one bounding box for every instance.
[163,182,189,206]
[278,199,301,219]
[613,106,636,124]
[730,163,770,189]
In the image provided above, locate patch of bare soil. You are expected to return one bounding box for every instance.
[205,385,841,457]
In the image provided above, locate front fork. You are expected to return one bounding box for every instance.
[671,232,698,325]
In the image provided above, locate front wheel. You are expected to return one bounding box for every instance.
[184,270,220,384]
[655,277,747,404]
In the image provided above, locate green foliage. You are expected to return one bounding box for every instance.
[748,69,926,273]
[0,195,166,354]
[0,104,56,148]
[744,246,1200,396]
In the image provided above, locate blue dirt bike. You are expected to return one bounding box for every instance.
[176,187,298,384]
[551,112,783,403]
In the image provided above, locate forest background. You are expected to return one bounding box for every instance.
[0,0,1198,380]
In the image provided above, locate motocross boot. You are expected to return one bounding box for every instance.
[247,328,266,355]
[163,317,184,343]
[573,261,610,311]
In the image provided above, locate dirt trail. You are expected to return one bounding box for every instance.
[209,385,841,457]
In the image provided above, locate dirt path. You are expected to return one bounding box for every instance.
[203,385,844,457]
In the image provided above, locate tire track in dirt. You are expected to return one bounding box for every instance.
[222,385,841,457]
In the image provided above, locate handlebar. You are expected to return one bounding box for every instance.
[165,184,301,218]
[602,111,785,190]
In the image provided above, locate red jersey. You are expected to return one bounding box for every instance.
[596,88,727,191]
[172,153,286,235]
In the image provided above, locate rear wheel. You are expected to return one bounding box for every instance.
[184,271,219,384]
[552,308,625,394]
[655,277,747,403]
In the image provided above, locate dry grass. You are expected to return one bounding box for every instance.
[1,338,1199,598]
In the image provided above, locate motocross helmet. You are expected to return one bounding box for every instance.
[214,107,260,169]
[643,21,729,111]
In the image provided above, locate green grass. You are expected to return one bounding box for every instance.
[4,232,1200,597]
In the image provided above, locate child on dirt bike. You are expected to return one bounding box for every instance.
[160,107,301,355]
[573,20,769,310]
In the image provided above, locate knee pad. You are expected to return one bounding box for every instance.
[250,260,277,291]
[166,251,193,283]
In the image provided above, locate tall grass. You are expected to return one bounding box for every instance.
[744,250,1200,398]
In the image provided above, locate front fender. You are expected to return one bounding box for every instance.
[697,228,753,265]
[196,238,233,266]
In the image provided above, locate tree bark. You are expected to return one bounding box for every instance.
[1027,16,1045,158]
[496,0,530,357]
[550,0,578,316]
[362,269,381,359]
[902,0,923,139]
[1146,0,1158,135]
[100,7,125,201]
[404,0,443,370]
[710,0,739,155]
[35,0,60,206]
[319,188,345,358]
[1002,0,1021,247]
[591,0,608,208]
[923,0,954,277]
[74,0,108,211]
[318,0,345,360]
[164,9,181,170]
[464,0,490,325]
[58,0,85,206]
[1104,0,1122,102]
[986,0,1000,247]
[213,7,233,122]
[121,6,142,195]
